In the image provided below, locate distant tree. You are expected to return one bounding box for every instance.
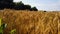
[13,1,25,10]
[17,1,24,5]
[0,0,13,9]
[0,0,38,11]
[0,0,4,9]
[44,11,46,12]
[9,2,16,9]
[30,7,38,11]
[4,0,13,8]
[24,5,31,10]
[13,1,31,10]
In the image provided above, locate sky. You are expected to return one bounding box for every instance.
[13,0,60,11]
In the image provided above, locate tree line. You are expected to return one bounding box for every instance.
[0,0,38,11]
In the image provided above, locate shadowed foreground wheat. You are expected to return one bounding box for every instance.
[0,9,59,34]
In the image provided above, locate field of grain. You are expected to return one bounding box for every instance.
[0,9,60,34]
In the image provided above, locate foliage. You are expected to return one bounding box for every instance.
[0,18,16,34]
[0,24,7,34]
[9,29,16,34]
[0,18,2,27]
[0,18,4,34]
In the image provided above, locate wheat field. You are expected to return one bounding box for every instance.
[0,9,60,34]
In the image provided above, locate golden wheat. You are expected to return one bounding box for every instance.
[0,9,59,34]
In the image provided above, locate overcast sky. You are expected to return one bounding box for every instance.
[13,0,60,11]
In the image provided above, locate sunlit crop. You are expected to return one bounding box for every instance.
[0,9,59,34]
